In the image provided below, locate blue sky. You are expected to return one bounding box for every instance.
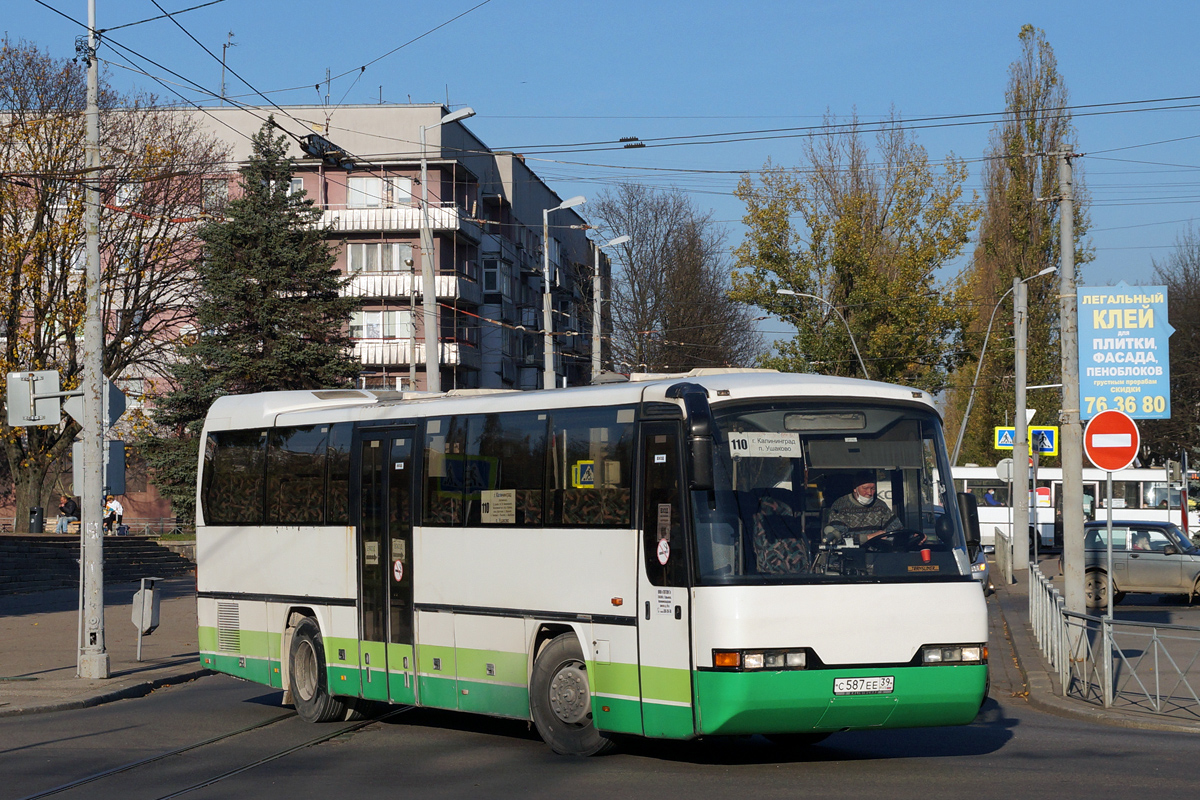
[12,0,1200,342]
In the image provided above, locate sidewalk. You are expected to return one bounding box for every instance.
[990,562,1200,733]
[0,577,210,716]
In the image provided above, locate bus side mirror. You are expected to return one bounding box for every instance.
[958,491,981,559]
[690,436,713,491]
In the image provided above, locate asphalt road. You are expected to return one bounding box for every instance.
[3,668,1196,800]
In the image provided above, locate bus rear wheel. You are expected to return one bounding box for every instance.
[289,617,350,723]
[530,633,614,756]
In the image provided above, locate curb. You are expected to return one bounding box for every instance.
[992,580,1200,734]
[0,667,213,718]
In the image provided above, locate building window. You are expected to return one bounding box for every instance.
[289,177,304,196]
[202,179,228,212]
[348,177,382,208]
[348,242,414,273]
[351,310,413,340]
[347,176,412,208]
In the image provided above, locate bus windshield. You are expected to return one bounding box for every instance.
[692,402,969,585]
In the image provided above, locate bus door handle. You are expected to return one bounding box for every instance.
[674,605,681,620]
[645,601,650,620]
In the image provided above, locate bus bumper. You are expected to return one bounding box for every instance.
[693,663,987,735]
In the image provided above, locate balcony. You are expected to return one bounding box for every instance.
[345,272,482,304]
[322,204,482,242]
[352,339,481,370]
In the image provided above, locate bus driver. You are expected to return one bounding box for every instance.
[824,471,903,545]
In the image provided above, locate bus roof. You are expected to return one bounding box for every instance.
[202,370,937,431]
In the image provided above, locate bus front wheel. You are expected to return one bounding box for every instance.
[530,633,614,756]
[289,617,349,723]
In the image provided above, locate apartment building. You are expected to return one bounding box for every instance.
[193,105,610,391]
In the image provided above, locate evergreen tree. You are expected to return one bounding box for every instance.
[943,26,1092,466]
[141,118,359,519]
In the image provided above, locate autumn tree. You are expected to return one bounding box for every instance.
[1138,226,1200,462]
[730,115,978,392]
[943,25,1092,466]
[139,119,360,518]
[0,39,228,528]
[588,184,761,373]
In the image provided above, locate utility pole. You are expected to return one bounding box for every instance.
[79,0,109,680]
[219,31,235,106]
[1012,277,1030,572]
[1058,152,1085,614]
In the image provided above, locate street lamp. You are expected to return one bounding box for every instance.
[775,289,869,379]
[543,195,585,389]
[951,265,1057,465]
[419,105,475,393]
[592,234,629,382]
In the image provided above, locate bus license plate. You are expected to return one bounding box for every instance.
[833,676,894,695]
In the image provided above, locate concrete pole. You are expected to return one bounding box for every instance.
[1059,152,1085,615]
[542,207,555,390]
[1013,277,1030,571]
[79,0,109,680]
[419,122,440,393]
[591,241,601,382]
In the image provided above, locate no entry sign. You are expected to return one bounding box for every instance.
[1084,410,1140,472]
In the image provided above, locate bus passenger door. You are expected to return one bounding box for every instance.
[636,422,695,738]
[359,430,417,706]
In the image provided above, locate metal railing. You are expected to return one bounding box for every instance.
[1028,563,1200,720]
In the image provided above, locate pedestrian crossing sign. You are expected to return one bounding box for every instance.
[993,426,1059,455]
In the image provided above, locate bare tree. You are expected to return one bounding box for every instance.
[589,183,761,373]
[1,39,228,526]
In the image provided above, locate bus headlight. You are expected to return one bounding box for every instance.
[712,649,808,670]
[921,645,986,664]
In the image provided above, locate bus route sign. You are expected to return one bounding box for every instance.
[1078,282,1173,421]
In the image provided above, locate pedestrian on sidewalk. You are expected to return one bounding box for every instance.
[55,495,79,534]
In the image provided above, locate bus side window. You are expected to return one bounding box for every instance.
[203,429,267,525]
[423,416,464,526]
[548,407,635,528]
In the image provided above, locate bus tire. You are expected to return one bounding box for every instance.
[289,617,349,723]
[530,633,614,756]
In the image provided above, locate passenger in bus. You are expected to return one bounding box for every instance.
[824,471,903,545]
[984,489,1001,506]
[752,493,809,574]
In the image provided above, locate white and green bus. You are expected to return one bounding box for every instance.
[196,370,987,755]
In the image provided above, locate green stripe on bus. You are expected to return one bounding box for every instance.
[202,652,273,685]
[418,673,459,710]
[589,659,640,699]
[592,695,642,735]
[693,664,987,735]
[457,678,530,719]
[642,700,696,739]
[639,664,692,704]
[456,647,526,686]
[197,626,271,659]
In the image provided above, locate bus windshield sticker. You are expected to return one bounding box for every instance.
[728,432,802,458]
[392,559,404,582]
[656,587,673,613]
[657,504,672,540]
[480,489,516,524]
[391,539,406,560]
[656,538,670,566]
[654,454,667,464]
[364,540,379,566]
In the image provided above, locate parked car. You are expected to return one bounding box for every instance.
[1079,520,1200,610]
